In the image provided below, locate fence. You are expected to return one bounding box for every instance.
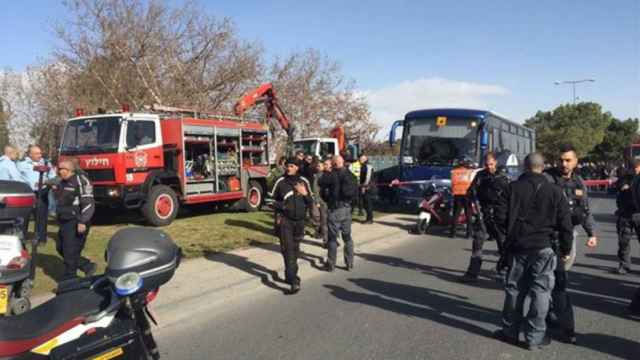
[582,179,616,194]
[368,155,398,172]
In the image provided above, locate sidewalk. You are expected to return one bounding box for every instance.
[33,213,416,327]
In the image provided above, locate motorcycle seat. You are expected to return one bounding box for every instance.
[0,284,110,357]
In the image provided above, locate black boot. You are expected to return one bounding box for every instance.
[460,257,482,283]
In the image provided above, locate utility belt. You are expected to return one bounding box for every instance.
[57,205,79,222]
[567,202,587,226]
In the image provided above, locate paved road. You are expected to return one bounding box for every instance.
[156,196,639,359]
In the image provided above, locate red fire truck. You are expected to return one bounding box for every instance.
[58,87,287,226]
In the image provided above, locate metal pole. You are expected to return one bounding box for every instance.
[572,82,576,104]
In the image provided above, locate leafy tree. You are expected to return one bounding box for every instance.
[589,118,639,163]
[525,102,613,160]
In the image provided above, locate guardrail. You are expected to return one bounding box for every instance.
[583,179,616,193]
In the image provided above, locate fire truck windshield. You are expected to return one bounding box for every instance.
[60,117,121,155]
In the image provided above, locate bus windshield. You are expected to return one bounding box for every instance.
[60,117,122,155]
[402,117,477,166]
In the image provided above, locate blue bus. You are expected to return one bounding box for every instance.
[378,108,535,207]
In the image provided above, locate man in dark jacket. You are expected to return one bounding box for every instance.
[615,157,640,274]
[614,157,640,317]
[496,152,573,351]
[460,152,510,282]
[544,144,598,344]
[318,155,358,271]
[271,158,313,294]
[53,159,97,280]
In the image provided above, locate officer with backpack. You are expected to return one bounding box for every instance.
[319,155,358,271]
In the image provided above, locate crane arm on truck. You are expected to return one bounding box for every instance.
[234,83,294,138]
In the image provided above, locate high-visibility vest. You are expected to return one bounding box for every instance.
[451,167,476,196]
[350,161,362,179]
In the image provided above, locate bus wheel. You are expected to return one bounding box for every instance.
[244,181,263,212]
[143,185,179,226]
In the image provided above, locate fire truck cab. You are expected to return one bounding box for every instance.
[59,110,269,226]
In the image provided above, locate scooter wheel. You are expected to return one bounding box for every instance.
[417,219,430,234]
[19,280,33,299]
[10,297,31,315]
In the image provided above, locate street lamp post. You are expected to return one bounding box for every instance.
[554,79,596,104]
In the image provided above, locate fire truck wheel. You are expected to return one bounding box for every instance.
[244,181,264,212]
[143,185,179,226]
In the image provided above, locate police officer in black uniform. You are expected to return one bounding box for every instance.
[271,157,313,294]
[544,144,598,344]
[615,157,640,274]
[53,159,97,281]
[460,152,510,282]
[616,158,640,316]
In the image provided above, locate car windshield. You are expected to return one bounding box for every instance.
[60,117,121,154]
[402,118,477,166]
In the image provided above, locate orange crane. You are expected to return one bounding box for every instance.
[235,83,354,159]
[234,83,294,139]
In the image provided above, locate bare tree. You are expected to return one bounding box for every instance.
[13,1,379,159]
[266,49,379,153]
[55,0,262,112]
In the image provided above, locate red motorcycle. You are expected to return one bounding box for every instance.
[415,181,476,234]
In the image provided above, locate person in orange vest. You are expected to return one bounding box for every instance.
[450,157,478,238]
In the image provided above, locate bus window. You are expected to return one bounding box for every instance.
[489,131,494,150]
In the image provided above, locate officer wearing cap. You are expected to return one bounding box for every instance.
[52,159,97,280]
[271,157,313,294]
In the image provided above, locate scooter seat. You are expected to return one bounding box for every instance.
[0,284,110,357]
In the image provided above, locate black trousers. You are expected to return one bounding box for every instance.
[451,196,471,237]
[362,189,373,222]
[279,217,304,285]
[56,219,93,280]
[631,287,640,314]
[23,189,49,243]
[471,212,506,258]
[547,260,575,335]
[466,211,506,276]
[616,216,640,269]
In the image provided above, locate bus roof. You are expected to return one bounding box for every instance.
[405,108,533,131]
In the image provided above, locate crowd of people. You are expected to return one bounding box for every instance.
[2,141,639,352]
[450,144,639,351]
